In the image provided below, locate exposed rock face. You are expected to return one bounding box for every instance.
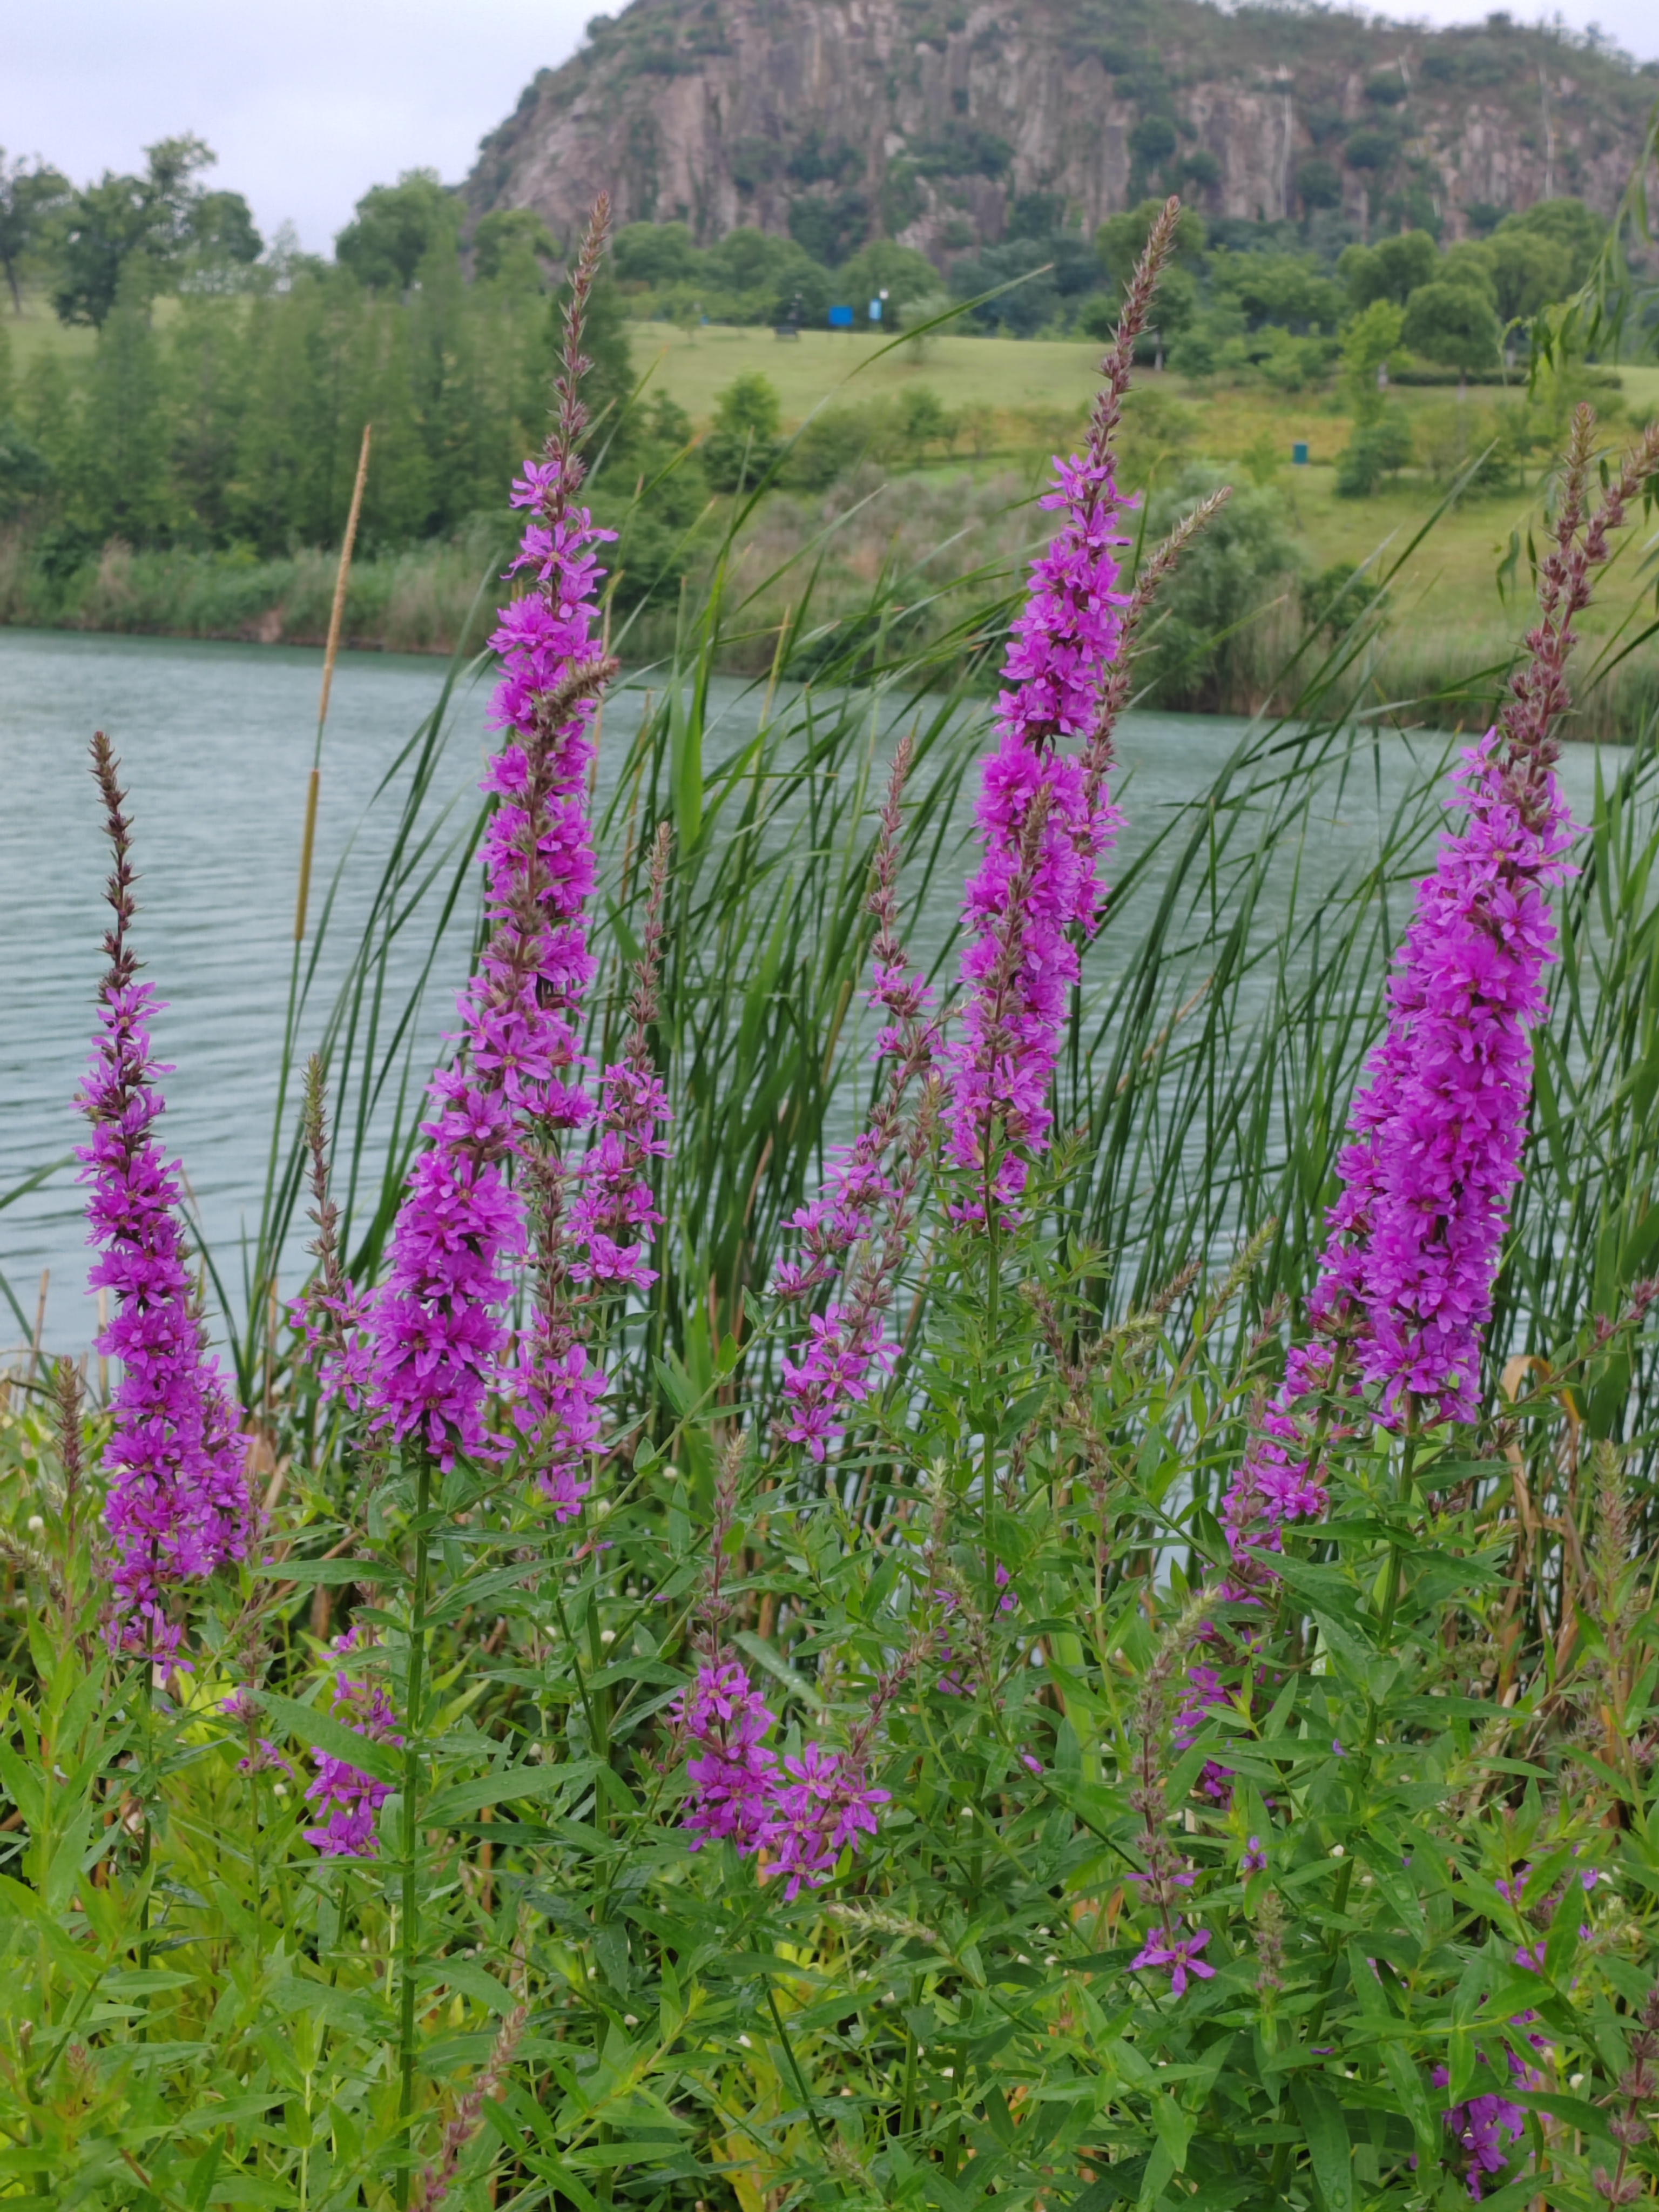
[467,0,1656,258]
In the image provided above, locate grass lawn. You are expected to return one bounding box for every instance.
[630,321,1656,636]
[625,318,1106,424]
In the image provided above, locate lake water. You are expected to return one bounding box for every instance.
[0,626,1618,1355]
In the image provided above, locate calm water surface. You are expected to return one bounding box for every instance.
[0,626,1615,1353]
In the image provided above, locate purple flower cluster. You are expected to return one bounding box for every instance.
[1131,1925,1214,1997]
[341,461,615,1472]
[306,216,670,1511]
[79,750,252,1664]
[672,1660,889,1900]
[1433,2033,1546,2203]
[1311,734,1575,1423]
[1178,1350,1333,1804]
[944,449,1129,1220]
[775,742,938,1458]
[302,1630,403,1859]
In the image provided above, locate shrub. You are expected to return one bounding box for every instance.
[1139,461,1300,706]
[1335,409,1414,495]
[1402,277,1503,376]
[700,370,785,493]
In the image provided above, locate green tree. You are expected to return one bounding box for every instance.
[1141,463,1299,706]
[1129,114,1178,172]
[1339,230,1437,311]
[1296,157,1343,212]
[348,300,433,545]
[1210,249,1344,332]
[701,371,783,492]
[51,135,219,326]
[1437,240,1499,304]
[612,221,702,287]
[1341,298,1406,387]
[470,208,556,285]
[19,348,76,480]
[1482,229,1573,323]
[335,171,457,291]
[1335,411,1413,495]
[76,272,178,542]
[1402,277,1502,376]
[836,238,938,321]
[168,296,251,542]
[786,189,868,267]
[186,189,264,279]
[0,316,46,518]
[953,239,1060,337]
[1495,196,1605,291]
[1095,198,1205,295]
[0,152,69,313]
[702,228,799,293]
[230,274,342,551]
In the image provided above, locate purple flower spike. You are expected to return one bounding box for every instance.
[672,1661,779,1857]
[763,1742,891,1903]
[302,1632,403,1860]
[320,202,662,1510]
[943,451,1129,1221]
[775,739,939,1457]
[79,738,252,1663]
[1311,733,1575,1422]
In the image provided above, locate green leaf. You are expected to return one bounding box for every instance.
[424,1761,599,1826]
[1150,2092,1193,2174]
[254,1558,399,1586]
[1290,2075,1353,2212]
[258,1690,403,1789]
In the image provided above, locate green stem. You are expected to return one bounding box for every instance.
[138,1665,153,2027]
[1267,1856,1356,2193]
[396,1451,434,2207]
[1378,1419,1420,1650]
[766,1988,828,2154]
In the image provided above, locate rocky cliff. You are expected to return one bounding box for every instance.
[466,0,1657,259]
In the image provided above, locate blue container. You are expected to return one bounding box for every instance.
[1292,440,1310,466]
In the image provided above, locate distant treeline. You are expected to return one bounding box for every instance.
[0,128,1620,594]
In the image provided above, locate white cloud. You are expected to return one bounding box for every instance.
[1,0,591,252]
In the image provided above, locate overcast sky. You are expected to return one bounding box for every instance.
[4,0,1656,256]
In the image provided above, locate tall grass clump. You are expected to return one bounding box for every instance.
[8,192,1659,2212]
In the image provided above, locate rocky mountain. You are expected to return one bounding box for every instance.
[466,0,1657,262]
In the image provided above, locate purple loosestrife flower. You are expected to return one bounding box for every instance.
[1309,734,1575,1422]
[303,1629,403,1860]
[1433,2052,1536,2202]
[943,462,1128,1222]
[79,737,251,1665]
[1131,1925,1215,1998]
[1180,1359,1332,1806]
[940,208,1209,1223]
[776,739,939,1459]
[1310,414,1659,1423]
[762,1742,891,1903]
[672,1659,778,1857]
[350,203,625,1488]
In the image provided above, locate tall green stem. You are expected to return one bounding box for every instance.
[396,1451,434,2206]
[1378,1417,1419,1649]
